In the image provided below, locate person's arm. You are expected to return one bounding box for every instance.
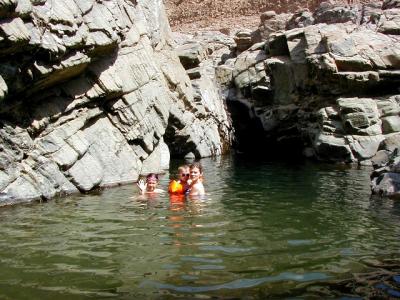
[137,179,147,194]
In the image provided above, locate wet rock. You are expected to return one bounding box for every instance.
[371,136,400,197]
[372,171,400,198]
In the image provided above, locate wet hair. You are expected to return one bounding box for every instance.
[189,162,203,174]
[146,173,159,182]
[178,165,189,173]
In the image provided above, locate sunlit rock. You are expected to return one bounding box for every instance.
[0,0,233,204]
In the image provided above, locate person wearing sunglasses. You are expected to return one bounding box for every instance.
[168,165,191,196]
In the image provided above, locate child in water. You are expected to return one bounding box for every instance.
[188,162,205,196]
[168,165,191,195]
[137,173,164,194]
[168,163,205,197]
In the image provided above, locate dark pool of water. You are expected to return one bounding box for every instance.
[1,155,400,299]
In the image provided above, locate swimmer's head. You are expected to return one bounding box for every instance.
[145,173,159,192]
[178,165,190,182]
[189,162,203,181]
[146,173,159,185]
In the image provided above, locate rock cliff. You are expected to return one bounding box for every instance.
[0,0,233,204]
[212,0,400,164]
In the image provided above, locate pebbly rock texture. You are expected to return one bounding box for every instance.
[212,0,400,164]
[166,0,376,33]
[0,0,233,205]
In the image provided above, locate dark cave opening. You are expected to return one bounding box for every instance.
[227,99,305,159]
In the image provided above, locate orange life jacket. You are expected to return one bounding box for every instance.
[168,180,184,194]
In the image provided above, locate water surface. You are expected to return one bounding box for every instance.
[1,155,400,299]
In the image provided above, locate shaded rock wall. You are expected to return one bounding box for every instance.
[0,0,233,204]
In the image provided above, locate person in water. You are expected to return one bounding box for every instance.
[137,173,164,194]
[188,162,205,196]
[168,165,191,195]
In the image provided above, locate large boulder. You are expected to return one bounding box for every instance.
[313,2,359,25]
[258,11,292,40]
[371,148,400,198]
[286,9,314,30]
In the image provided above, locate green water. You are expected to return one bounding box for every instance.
[1,155,400,299]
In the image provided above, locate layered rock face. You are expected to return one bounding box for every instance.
[215,0,400,163]
[0,0,233,204]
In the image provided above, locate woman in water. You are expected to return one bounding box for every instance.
[188,162,205,196]
[137,173,164,194]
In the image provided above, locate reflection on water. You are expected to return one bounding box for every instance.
[0,155,400,299]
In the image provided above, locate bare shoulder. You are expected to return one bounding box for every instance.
[190,182,205,195]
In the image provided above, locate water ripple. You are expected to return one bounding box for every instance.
[0,157,397,299]
[141,272,330,292]
[199,245,257,254]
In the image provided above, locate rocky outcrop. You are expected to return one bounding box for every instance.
[213,0,400,163]
[0,0,233,205]
[370,134,400,197]
[170,31,234,155]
